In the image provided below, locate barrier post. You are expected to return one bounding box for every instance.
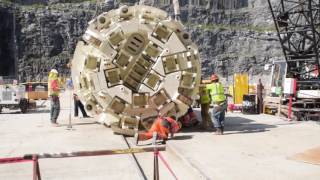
[288,95,293,120]
[1,146,167,179]
[66,78,73,130]
[154,150,159,180]
[32,155,41,180]
[153,132,159,180]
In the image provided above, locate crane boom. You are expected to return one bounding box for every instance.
[267,0,320,90]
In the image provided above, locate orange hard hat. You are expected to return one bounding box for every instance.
[211,74,219,81]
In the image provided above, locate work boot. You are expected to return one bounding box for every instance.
[214,127,222,135]
[51,123,59,127]
[134,133,139,145]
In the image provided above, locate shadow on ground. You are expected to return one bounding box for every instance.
[27,109,50,113]
[180,114,277,135]
[224,116,277,134]
[136,135,193,146]
[59,122,99,127]
[171,135,193,140]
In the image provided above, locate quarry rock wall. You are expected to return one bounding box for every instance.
[0,0,283,85]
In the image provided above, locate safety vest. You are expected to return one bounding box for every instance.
[199,85,210,104]
[207,82,226,103]
[48,72,60,96]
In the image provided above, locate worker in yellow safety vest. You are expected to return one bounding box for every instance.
[199,79,212,129]
[206,74,227,135]
[48,69,61,126]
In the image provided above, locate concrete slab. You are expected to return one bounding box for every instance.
[168,111,320,180]
[0,97,142,179]
[0,92,201,180]
[1,91,320,179]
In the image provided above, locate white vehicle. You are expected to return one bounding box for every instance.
[0,84,28,113]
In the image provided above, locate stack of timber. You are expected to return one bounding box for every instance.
[263,96,281,115]
[280,99,320,121]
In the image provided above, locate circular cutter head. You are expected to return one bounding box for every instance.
[71,5,201,130]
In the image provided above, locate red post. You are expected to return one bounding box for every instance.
[28,83,32,92]
[32,155,41,180]
[288,95,293,120]
[153,149,159,180]
[153,132,159,180]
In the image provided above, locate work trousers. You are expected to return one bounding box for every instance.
[211,102,227,128]
[74,99,88,117]
[200,103,211,129]
[50,96,60,123]
[257,96,263,114]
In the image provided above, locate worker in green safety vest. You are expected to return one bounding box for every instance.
[199,79,212,129]
[206,74,227,135]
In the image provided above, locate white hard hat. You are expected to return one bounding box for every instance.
[50,69,58,74]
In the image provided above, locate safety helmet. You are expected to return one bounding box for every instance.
[211,74,219,81]
[50,69,58,74]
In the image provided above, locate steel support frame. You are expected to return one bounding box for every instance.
[267,0,320,83]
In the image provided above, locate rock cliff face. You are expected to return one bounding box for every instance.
[0,0,283,85]
[0,5,16,77]
[15,2,98,81]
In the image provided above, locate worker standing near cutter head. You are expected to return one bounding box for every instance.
[199,78,212,130]
[48,69,61,127]
[207,74,227,135]
[135,116,181,145]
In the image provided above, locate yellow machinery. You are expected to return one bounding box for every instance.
[234,73,249,104]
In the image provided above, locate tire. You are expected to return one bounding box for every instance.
[19,98,28,113]
[0,106,2,113]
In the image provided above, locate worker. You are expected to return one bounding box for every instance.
[74,94,91,118]
[48,69,60,127]
[135,116,181,145]
[179,107,199,128]
[65,78,91,118]
[207,74,227,135]
[199,79,212,130]
[257,79,264,114]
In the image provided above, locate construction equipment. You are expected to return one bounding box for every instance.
[71,5,201,135]
[267,0,320,120]
[0,83,28,113]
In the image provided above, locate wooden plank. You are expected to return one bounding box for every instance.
[27,91,48,100]
[263,96,281,116]
[281,105,320,112]
[264,96,281,103]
